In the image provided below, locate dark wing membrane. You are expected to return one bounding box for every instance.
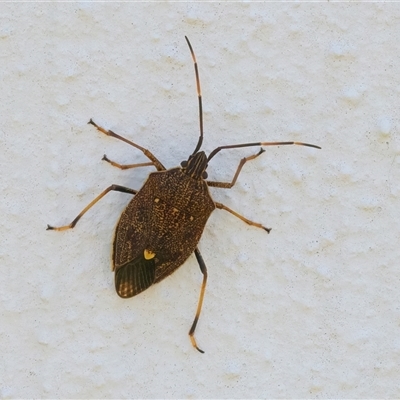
[115,255,156,298]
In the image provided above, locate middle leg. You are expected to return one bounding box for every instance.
[47,185,137,231]
[215,202,271,233]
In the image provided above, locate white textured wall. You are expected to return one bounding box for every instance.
[1,3,400,398]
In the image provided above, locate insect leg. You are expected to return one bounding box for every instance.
[207,148,265,188]
[88,119,166,171]
[47,185,137,231]
[215,202,271,233]
[102,154,154,170]
[188,247,208,354]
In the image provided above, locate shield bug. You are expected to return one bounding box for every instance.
[47,36,321,353]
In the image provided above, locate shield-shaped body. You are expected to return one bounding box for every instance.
[113,167,215,298]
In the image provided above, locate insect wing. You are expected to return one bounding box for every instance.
[115,254,156,298]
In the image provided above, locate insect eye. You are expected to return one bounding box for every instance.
[181,161,188,168]
[202,171,208,179]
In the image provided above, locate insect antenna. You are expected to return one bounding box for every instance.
[208,141,321,161]
[185,36,203,156]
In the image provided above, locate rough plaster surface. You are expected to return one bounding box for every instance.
[1,3,400,398]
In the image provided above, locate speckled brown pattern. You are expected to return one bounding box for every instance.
[113,167,215,297]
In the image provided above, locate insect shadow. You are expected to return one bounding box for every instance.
[48,36,321,353]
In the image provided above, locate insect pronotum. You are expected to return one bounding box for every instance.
[48,36,320,353]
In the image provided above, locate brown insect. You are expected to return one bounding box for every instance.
[47,36,320,353]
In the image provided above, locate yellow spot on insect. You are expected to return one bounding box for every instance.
[144,249,156,260]
[190,216,194,221]
[154,198,160,203]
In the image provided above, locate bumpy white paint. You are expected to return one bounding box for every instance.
[1,3,400,398]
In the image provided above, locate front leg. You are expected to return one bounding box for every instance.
[88,119,166,171]
[207,148,265,188]
[102,154,155,170]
